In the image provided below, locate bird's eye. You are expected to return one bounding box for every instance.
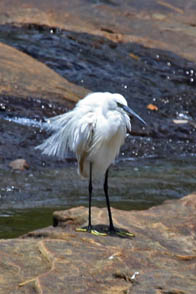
[117,102,123,108]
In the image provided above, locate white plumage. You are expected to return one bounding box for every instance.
[36,91,146,235]
[36,92,132,178]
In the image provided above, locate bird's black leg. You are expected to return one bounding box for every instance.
[76,162,106,235]
[103,168,135,238]
[87,161,93,231]
[104,168,115,233]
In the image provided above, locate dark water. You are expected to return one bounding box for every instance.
[0,157,195,238]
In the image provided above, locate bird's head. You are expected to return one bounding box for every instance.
[112,93,147,126]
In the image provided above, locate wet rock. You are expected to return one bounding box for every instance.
[0,8,196,162]
[0,193,195,294]
[9,159,29,170]
[0,42,89,103]
[1,1,196,61]
[0,22,196,160]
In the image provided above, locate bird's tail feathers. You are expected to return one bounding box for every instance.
[35,111,74,159]
[45,112,73,131]
[35,130,70,159]
[35,110,95,160]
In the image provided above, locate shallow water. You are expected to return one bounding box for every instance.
[0,157,195,238]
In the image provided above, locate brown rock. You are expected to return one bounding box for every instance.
[0,193,195,293]
[0,42,89,103]
[9,158,29,170]
[1,1,196,61]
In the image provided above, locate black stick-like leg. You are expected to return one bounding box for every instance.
[76,165,134,237]
[104,168,115,232]
[88,162,93,231]
[76,162,107,236]
[103,168,135,238]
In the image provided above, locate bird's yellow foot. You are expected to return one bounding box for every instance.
[76,226,135,238]
[115,231,135,238]
[108,228,135,238]
[75,227,107,236]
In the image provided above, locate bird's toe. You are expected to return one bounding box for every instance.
[90,229,107,236]
[75,227,89,233]
[115,231,135,238]
[108,228,135,238]
[75,226,107,236]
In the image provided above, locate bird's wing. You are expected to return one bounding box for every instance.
[35,111,75,158]
[87,112,127,162]
[75,119,95,177]
[73,113,95,154]
[36,109,96,160]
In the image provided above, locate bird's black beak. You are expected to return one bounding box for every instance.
[122,105,147,126]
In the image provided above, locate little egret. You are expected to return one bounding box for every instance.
[36,92,146,236]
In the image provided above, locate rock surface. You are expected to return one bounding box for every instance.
[0,0,196,166]
[0,42,88,103]
[9,158,29,170]
[1,0,196,61]
[0,2,196,292]
[0,193,195,294]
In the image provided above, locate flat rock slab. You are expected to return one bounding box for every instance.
[1,193,195,293]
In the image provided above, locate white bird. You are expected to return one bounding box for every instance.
[36,92,146,236]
